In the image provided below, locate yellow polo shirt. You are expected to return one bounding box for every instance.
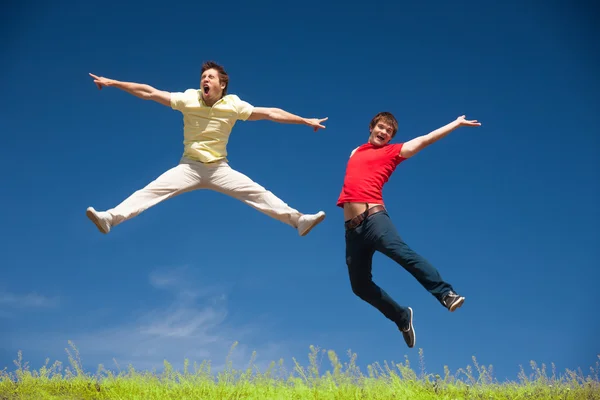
[170,89,254,163]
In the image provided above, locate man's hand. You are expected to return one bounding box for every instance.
[89,73,115,90]
[305,117,328,132]
[455,115,481,127]
[248,107,328,131]
[400,114,481,159]
[88,73,171,107]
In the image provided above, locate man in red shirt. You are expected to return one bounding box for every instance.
[337,112,481,348]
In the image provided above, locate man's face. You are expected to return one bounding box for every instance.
[200,68,226,104]
[368,120,394,147]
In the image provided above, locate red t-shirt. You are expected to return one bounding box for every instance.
[336,142,406,207]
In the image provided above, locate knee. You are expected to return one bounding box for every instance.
[388,245,421,266]
[350,279,372,300]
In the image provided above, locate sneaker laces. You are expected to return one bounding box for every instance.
[443,292,458,305]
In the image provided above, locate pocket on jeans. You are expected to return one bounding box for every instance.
[345,224,362,240]
[345,227,357,240]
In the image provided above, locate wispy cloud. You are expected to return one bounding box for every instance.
[0,291,59,309]
[18,266,293,373]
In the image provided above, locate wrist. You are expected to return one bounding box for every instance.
[448,120,461,130]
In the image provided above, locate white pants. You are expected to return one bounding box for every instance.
[107,157,302,228]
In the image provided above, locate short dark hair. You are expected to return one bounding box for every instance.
[201,61,229,95]
[369,112,399,137]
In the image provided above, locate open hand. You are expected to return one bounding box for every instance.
[89,73,114,90]
[305,117,328,132]
[456,115,481,127]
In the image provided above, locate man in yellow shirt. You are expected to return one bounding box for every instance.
[85,61,327,236]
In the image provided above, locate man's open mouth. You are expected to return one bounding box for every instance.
[376,134,385,141]
[203,85,209,94]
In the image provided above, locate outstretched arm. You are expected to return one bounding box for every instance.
[89,73,171,107]
[247,107,328,132]
[400,115,481,158]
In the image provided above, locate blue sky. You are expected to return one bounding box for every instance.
[1,0,598,383]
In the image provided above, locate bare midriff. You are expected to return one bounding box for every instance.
[343,202,385,222]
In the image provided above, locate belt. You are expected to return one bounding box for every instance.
[344,205,385,231]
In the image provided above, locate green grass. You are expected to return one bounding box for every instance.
[1,341,598,399]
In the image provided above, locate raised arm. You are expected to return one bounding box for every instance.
[89,73,171,107]
[400,115,481,158]
[247,107,328,132]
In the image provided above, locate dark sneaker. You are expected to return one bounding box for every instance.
[400,307,415,348]
[442,291,465,312]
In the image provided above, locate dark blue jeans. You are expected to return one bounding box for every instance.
[345,210,455,330]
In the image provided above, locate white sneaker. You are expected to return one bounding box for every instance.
[297,211,326,236]
[86,207,112,234]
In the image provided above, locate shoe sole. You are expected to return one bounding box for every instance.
[86,208,109,234]
[449,296,465,312]
[299,212,326,236]
[406,307,415,348]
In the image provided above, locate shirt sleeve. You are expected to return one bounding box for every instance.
[392,143,407,165]
[170,89,197,111]
[170,91,187,111]
[231,95,254,120]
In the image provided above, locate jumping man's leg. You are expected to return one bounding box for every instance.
[372,211,465,311]
[205,162,325,236]
[86,161,202,234]
[345,218,415,348]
